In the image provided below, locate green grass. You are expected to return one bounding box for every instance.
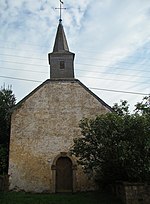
[0,191,122,204]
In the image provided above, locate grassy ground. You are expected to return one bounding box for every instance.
[0,191,122,204]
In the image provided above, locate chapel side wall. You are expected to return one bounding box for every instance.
[9,81,110,192]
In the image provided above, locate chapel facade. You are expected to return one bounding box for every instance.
[8,19,112,193]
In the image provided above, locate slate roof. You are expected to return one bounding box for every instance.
[53,21,70,53]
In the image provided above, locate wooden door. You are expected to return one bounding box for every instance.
[56,157,73,192]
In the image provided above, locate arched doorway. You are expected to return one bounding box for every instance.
[56,157,73,192]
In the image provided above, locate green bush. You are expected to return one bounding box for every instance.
[71,97,150,185]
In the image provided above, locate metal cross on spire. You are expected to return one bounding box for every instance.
[55,0,66,23]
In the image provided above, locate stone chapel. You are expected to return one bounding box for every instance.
[9,19,112,193]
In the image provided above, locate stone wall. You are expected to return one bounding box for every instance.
[115,182,150,204]
[9,80,111,192]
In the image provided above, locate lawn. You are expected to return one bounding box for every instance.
[0,191,122,204]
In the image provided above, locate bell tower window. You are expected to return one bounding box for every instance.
[60,61,65,69]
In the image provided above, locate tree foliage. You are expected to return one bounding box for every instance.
[0,87,16,174]
[71,96,150,184]
[134,96,150,115]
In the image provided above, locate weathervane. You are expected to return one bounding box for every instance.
[55,0,66,22]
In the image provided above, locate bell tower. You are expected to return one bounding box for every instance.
[48,20,75,79]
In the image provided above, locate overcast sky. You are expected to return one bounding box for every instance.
[0,0,150,111]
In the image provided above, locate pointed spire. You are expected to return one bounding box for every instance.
[48,20,75,79]
[53,20,69,52]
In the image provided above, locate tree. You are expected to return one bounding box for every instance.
[112,100,130,116]
[0,86,16,174]
[134,96,150,115]
[71,96,150,185]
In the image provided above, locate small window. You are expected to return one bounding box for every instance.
[60,61,65,69]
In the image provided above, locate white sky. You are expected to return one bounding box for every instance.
[0,0,150,111]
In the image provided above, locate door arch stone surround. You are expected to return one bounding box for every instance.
[51,152,77,193]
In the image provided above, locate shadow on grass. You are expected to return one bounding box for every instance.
[0,191,123,204]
